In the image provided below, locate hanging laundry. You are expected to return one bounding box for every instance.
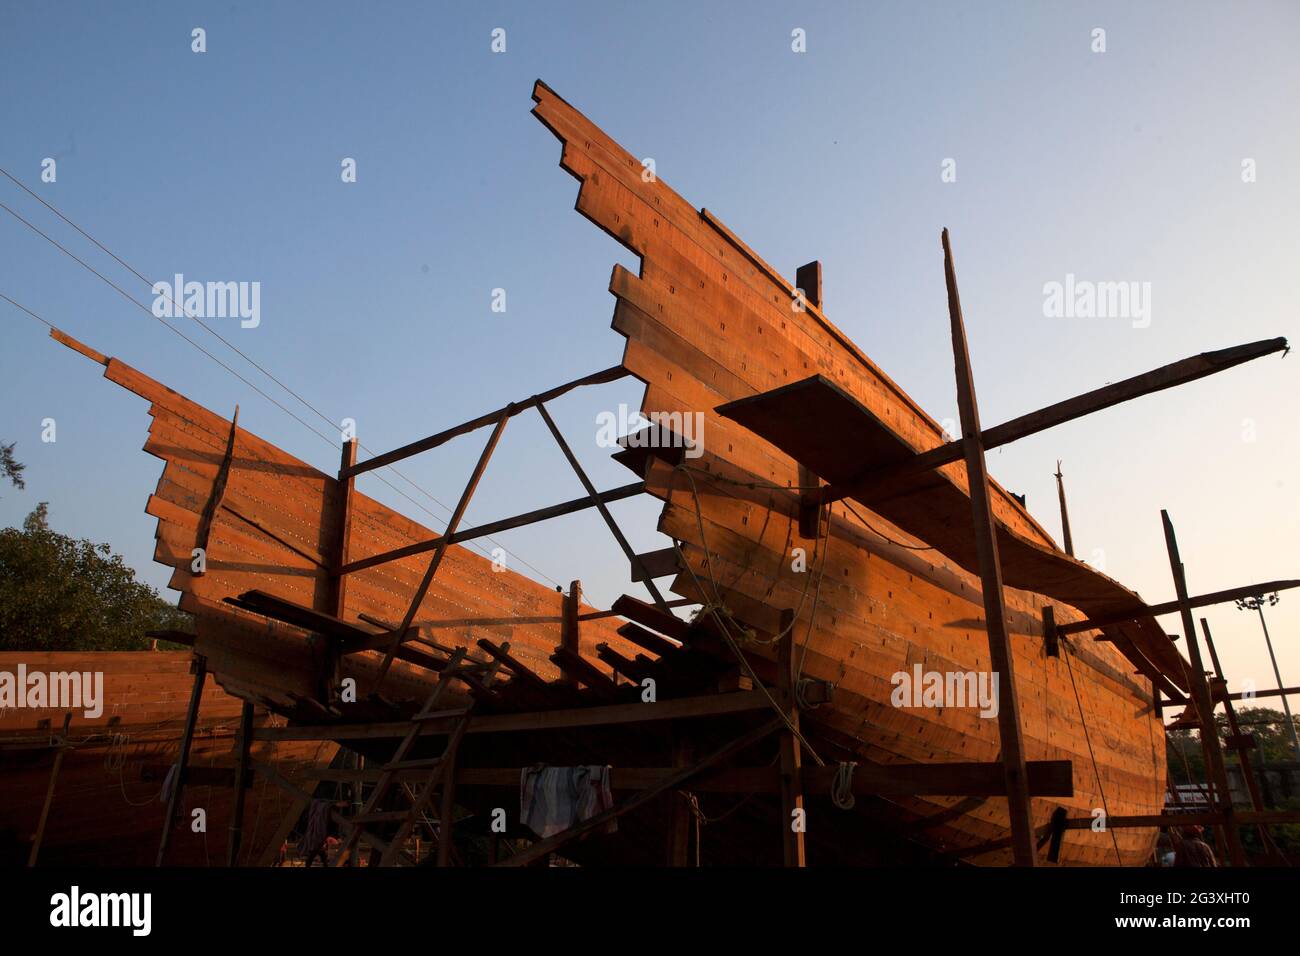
[520,765,616,839]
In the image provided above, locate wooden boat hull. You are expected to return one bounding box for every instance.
[41,82,1176,866]
[0,652,336,866]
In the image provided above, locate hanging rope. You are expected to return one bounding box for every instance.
[832,761,858,810]
[667,465,827,766]
[1061,636,1124,865]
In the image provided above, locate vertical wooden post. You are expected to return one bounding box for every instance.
[27,712,72,867]
[226,700,255,866]
[157,654,207,866]
[436,756,458,867]
[327,439,358,617]
[1201,617,1283,860]
[795,261,822,311]
[667,731,693,866]
[776,609,806,867]
[560,580,582,689]
[1054,461,1074,557]
[795,262,823,541]
[1160,511,1247,866]
[941,229,1037,866]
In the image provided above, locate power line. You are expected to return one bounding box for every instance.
[0,173,565,587]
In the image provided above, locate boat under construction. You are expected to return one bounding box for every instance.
[10,81,1298,868]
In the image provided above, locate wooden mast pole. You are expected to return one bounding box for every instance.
[1160,511,1247,866]
[942,228,1037,866]
[1054,461,1074,557]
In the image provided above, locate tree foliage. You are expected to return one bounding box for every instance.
[1,441,24,492]
[0,503,192,651]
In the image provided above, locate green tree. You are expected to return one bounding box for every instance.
[1166,706,1300,856]
[1,441,24,492]
[0,503,192,651]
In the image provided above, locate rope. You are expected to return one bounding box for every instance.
[795,678,828,711]
[841,499,935,551]
[104,732,165,807]
[832,761,858,810]
[1061,636,1124,865]
[667,465,826,766]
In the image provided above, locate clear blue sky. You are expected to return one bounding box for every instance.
[2,2,1297,713]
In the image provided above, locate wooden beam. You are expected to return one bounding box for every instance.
[825,337,1288,505]
[667,731,693,866]
[325,439,358,615]
[255,795,307,867]
[559,580,581,688]
[253,690,772,741]
[193,407,239,568]
[776,611,805,867]
[341,481,645,576]
[1058,578,1300,636]
[376,411,510,684]
[1042,605,1059,658]
[1054,461,1074,557]
[225,701,255,867]
[1163,684,1300,706]
[26,712,71,867]
[629,547,681,583]
[156,655,207,866]
[1161,511,1247,867]
[1062,809,1300,830]
[942,228,1036,867]
[345,365,629,478]
[498,716,784,867]
[536,401,670,611]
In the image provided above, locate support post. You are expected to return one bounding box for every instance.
[536,401,669,611]
[795,261,824,541]
[327,439,358,616]
[226,701,256,866]
[942,228,1036,866]
[776,609,806,867]
[376,411,510,685]
[560,580,581,689]
[1054,461,1074,557]
[1201,618,1286,862]
[1160,511,1247,867]
[667,731,693,867]
[157,655,207,866]
[27,712,72,867]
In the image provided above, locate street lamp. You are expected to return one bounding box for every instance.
[1236,592,1300,762]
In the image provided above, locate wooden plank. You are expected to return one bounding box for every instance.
[629,547,681,583]
[252,689,772,741]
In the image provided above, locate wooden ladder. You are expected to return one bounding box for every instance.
[334,648,476,867]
